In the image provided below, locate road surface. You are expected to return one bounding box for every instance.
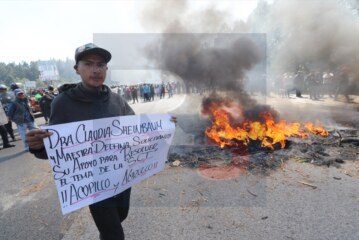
[0,93,358,240]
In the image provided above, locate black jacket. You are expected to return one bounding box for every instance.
[31,83,135,158]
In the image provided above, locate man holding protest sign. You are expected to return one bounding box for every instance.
[26,43,142,240]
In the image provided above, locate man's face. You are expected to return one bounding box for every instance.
[16,93,25,100]
[75,54,107,90]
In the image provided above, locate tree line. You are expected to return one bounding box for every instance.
[0,59,80,87]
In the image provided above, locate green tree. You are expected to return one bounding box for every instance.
[14,62,26,79]
[55,58,80,82]
[0,62,14,86]
[26,61,40,81]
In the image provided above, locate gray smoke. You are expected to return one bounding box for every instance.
[141,0,270,120]
[141,0,248,34]
[141,0,261,92]
[139,0,358,128]
[269,0,359,79]
[157,35,261,91]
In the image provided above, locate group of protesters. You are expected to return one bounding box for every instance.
[0,83,57,151]
[0,80,184,150]
[111,82,181,104]
[29,86,57,123]
[274,67,353,102]
[2,66,353,150]
[0,83,34,151]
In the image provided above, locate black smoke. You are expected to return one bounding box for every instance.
[141,0,275,122]
[158,34,261,91]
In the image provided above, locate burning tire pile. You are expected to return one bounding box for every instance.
[167,94,358,180]
[168,127,358,179]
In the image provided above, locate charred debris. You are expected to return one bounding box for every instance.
[168,128,359,174]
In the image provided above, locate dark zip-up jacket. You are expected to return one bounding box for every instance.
[7,98,35,125]
[31,83,135,159]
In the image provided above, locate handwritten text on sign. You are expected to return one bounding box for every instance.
[42,114,175,214]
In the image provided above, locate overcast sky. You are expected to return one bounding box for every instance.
[0,0,258,63]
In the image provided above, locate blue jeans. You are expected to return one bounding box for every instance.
[16,121,38,150]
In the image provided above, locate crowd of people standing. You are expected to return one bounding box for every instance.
[111,82,180,104]
[274,67,353,102]
[0,83,57,151]
[0,80,183,150]
[30,86,57,123]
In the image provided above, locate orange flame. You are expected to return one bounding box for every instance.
[205,107,328,150]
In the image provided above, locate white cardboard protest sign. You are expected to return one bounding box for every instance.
[42,114,175,214]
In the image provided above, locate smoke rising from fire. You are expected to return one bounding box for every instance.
[141,0,267,121]
[140,0,358,126]
[268,0,359,80]
[142,0,359,79]
[150,35,262,91]
[141,0,249,34]
[141,0,261,90]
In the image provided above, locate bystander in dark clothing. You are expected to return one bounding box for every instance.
[306,73,319,100]
[0,102,15,149]
[293,72,304,97]
[7,89,37,151]
[0,84,16,141]
[143,84,150,102]
[160,84,165,99]
[150,84,155,101]
[131,86,139,103]
[323,72,335,98]
[39,91,54,124]
[334,69,351,102]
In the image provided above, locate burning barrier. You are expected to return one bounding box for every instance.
[203,99,329,150]
[168,101,357,180]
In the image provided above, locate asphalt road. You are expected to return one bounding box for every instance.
[1,93,358,240]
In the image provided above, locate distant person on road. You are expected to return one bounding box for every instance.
[0,102,15,149]
[160,83,166,99]
[143,84,150,102]
[8,83,19,102]
[0,84,16,141]
[293,72,304,98]
[167,82,173,98]
[334,67,351,102]
[39,88,55,124]
[7,89,38,151]
[305,72,319,100]
[150,84,155,101]
[131,85,139,103]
